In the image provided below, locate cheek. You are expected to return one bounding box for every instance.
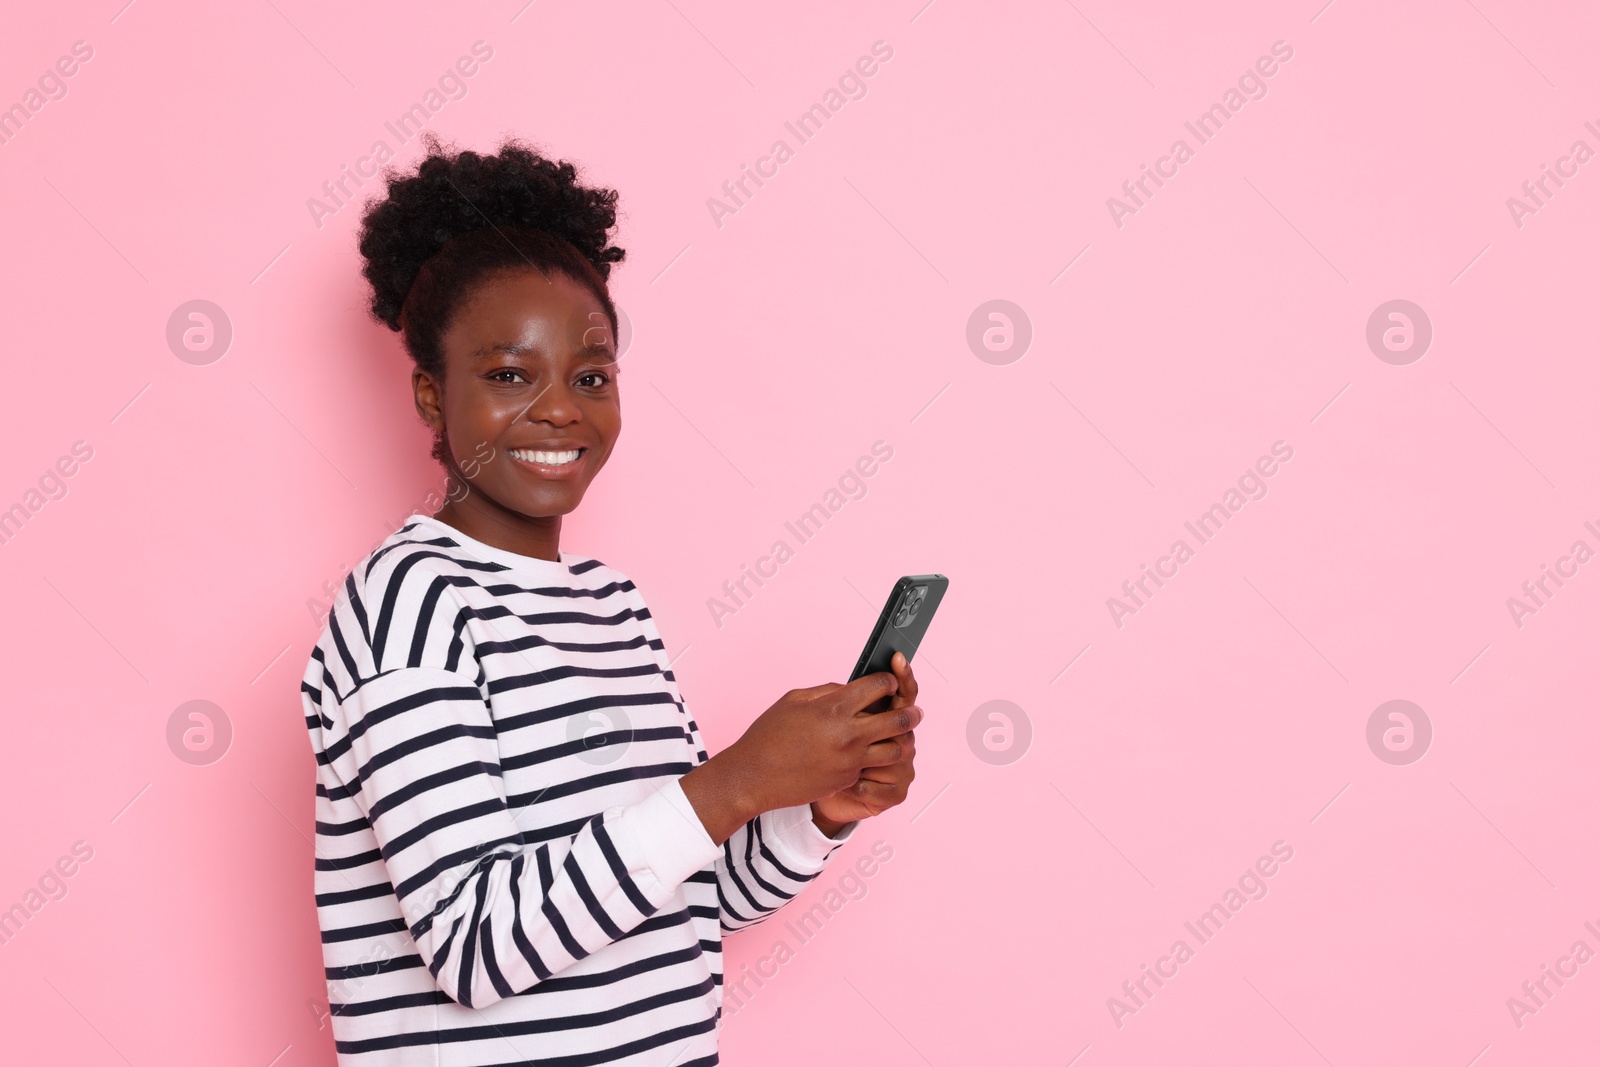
[589,397,623,451]
[452,390,520,433]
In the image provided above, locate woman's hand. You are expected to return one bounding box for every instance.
[679,667,921,845]
[810,651,920,835]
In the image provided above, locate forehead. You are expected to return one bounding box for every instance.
[445,269,613,360]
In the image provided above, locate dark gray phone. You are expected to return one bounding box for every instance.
[849,574,948,712]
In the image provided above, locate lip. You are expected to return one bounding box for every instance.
[506,444,589,480]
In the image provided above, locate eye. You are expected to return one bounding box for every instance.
[487,368,528,384]
[576,370,612,388]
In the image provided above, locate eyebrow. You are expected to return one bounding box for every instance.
[470,340,535,362]
[470,339,617,363]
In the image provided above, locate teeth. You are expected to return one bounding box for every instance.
[511,448,583,465]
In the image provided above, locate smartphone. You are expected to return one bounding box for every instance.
[849,574,948,712]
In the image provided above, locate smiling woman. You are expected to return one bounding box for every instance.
[299,133,926,1066]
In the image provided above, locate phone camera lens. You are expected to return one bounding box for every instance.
[893,585,928,628]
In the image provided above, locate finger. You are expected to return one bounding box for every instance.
[843,777,909,814]
[858,716,920,763]
[852,704,921,749]
[834,671,899,716]
[864,728,915,764]
[868,728,914,764]
[856,743,915,779]
[890,652,919,707]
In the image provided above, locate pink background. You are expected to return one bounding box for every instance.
[2,1,1597,1063]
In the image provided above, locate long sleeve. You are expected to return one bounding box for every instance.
[713,801,859,932]
[321,664,722,1009]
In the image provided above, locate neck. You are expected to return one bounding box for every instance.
[432,493,563,561]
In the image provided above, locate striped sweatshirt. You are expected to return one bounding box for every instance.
[300,513,856,1066]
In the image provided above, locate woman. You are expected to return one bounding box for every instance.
[299,133,923,1065]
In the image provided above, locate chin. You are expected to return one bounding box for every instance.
[518,487,589,518]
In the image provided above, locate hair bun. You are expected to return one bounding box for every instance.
[358,131,625,333]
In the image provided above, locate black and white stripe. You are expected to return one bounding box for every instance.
[301,514,853,1065]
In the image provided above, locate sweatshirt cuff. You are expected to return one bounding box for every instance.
[761,804,858,872]
[607,778,721,899]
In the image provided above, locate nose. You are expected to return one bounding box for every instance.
[521,378,581,428]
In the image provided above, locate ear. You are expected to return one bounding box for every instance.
[413,369,445,432]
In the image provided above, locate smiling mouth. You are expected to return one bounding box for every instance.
[508,447,586,468]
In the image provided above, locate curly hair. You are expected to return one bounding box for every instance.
[357,131,626,388]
